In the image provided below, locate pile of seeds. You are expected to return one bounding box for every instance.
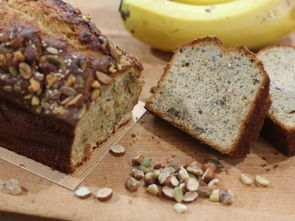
[125,154,234,213]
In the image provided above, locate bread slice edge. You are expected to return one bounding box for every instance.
[146,36,270,158]
[258,46,295,156]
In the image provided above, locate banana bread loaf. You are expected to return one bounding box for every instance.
[146,37,270,158]
[257,46,295,156]
[0,0,143,173]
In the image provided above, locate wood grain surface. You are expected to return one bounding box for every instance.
[0,0,295,220]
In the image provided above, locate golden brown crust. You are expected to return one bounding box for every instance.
[146,36,270,158]
[229,46,271,158]
[230,95,271,158]
[257,46,295,156]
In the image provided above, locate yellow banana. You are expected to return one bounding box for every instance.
[171,0,234,5]
[119,0,295,52]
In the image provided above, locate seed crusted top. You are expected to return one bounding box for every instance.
[0,0,142,124]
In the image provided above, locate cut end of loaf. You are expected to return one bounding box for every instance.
[146,37,270,158]
[70,69,141,169]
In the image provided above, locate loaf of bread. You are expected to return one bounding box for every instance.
[0,0,143,173]
[146,37,270,158]
[258,47,295,156]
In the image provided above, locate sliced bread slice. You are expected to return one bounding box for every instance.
[146,37,270,158]
[257,46,295,156]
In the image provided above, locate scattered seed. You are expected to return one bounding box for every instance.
[158,171,170,185]
[2,179,22,196]
[186,166,203,176]
[173,203,188,214]
[240,174,253,185]
[162,186,175,201]
[146,184,159,196]
[207,178,220,190]
[125,177,139,192]
[174,186,184,203]
[255,175,270,186]
[75,186,92,199]
[183,191,199,203]
[140,158,152,168]
[178,167,190,182]
[132,153,144,165]
[209,189,220,202]
[144,172,157,186]
[165,175,179,188]
[109,144,125,156]
[95,187,113,202]
[130,168,144,180]
[185,178,199,192]
[220,190,234,205]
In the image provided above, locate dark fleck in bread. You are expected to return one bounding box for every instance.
[258,46,295,156]
[146,37,270,158]
[0,0,143,173]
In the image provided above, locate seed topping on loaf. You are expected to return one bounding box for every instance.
[0,0,142,122]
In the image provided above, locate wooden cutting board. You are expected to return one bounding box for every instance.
[0,1,295,220]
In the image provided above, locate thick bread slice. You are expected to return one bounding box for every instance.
[258,46,295,156]
[146,37,270,158]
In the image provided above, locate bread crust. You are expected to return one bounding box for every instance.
[146,36,270,158]
[0,98,74,172]
[257,46,295,156]
[262,117,295,156]
[0,0,143,172]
